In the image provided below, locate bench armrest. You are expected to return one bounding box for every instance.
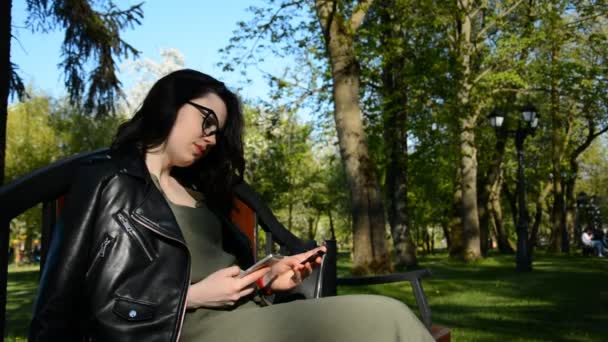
[337,269,433,330]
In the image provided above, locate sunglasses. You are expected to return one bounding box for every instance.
[187,101,221,137]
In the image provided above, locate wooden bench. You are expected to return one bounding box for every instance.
[0,148,450,340]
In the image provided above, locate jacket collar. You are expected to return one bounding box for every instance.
[109,144,253,261]
[111,144,151,182]
[111,144,187,244]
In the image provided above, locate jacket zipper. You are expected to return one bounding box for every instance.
[131,213,191,342]
[85,235,115,278]
[116,212,154,262]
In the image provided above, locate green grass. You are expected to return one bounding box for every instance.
[5,264,39,342]
[338,251,608,341]
[5,253,607,341]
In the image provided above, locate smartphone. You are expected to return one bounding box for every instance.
[300,250,326,265]
[238,254,283,278]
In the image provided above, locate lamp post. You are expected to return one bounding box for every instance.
[489,104,539,272]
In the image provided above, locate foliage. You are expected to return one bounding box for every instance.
[576,137,608,221]
[6,91,124,255]
[218,0,608,264]
[243,101,350,244]
[120,48,187,115]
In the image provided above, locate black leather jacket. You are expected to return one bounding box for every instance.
[29,146,254,342]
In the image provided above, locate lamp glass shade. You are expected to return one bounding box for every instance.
[521,104,538,122]
[530,117,539,128]
[490,116,504,128]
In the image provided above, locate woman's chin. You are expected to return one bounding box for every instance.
[175,158,196,168]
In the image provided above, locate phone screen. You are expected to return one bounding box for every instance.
[238,254,283,278]
[300,250,325,265]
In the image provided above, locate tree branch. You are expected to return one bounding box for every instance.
[476,0,525,41]
[473,67,492,84]
[572,120,608,161]
[350,0,374,31]
[241,0,306,62]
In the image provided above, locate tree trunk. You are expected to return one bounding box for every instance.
[562,176,572,253]
[460,114,482,261]
[453,0,481,261]
[0,0,10,186]
[424,228,431,254]
[530,182,552,249]
[478,196,490,256]
[490,171,514,253]
[449,178,465,257]
[385,123,416,267]
[379,0,416,268]
[548,41,566,253]
[307,216,315,241]
[327,209,336,240]
[503,182,518,230]
[478,131,507,255]
[315,0,392,274]
[1,1,12,339]
[441,221,451,250]
[288,200,293,231]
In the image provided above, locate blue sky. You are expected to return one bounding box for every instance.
[10,0,279,103]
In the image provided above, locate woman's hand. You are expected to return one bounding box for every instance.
[186,265,270,309]
[266,246,326,292]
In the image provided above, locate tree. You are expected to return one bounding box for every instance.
[6,94,59,262]
[357,0,452,266]
[120,48,186,114]
[313,0,392,273]
[522,0,608,252]
[2,0,143,185]
[6,92,122,264]
[221,1,392,274]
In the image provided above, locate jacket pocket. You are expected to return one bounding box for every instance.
[113,296,157,322]
[114,211,155,262]
[85,233,116,278]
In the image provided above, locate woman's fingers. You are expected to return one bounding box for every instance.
[238,266,270,287]
[238,286,255,298]
[224,265,242,277]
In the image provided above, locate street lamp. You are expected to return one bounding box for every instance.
[489,103,539,272]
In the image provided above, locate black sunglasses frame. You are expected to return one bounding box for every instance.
[187,101,221,137]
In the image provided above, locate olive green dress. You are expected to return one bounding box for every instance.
[152,177,434,342]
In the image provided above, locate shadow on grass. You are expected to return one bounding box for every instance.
[5,265,39,340]
[337,251,607,342]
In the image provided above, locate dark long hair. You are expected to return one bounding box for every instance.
[112,69,245,215]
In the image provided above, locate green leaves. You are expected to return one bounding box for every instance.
[6,92,122,251]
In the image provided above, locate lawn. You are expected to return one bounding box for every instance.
[5,252,607,341]
[338,251,608,341]
[5,264,39,342]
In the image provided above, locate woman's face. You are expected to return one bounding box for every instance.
[164,92,228,167]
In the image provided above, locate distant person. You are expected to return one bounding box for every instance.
[582,227,605,257]
[32,243,41,263]
[593,227,607,248]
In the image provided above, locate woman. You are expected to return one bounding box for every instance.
[29,69,434,342]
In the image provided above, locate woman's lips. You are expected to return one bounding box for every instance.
[194,143,205,155]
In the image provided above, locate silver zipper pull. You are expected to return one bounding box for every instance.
[99,237,112,257]
[117,212,134,233]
